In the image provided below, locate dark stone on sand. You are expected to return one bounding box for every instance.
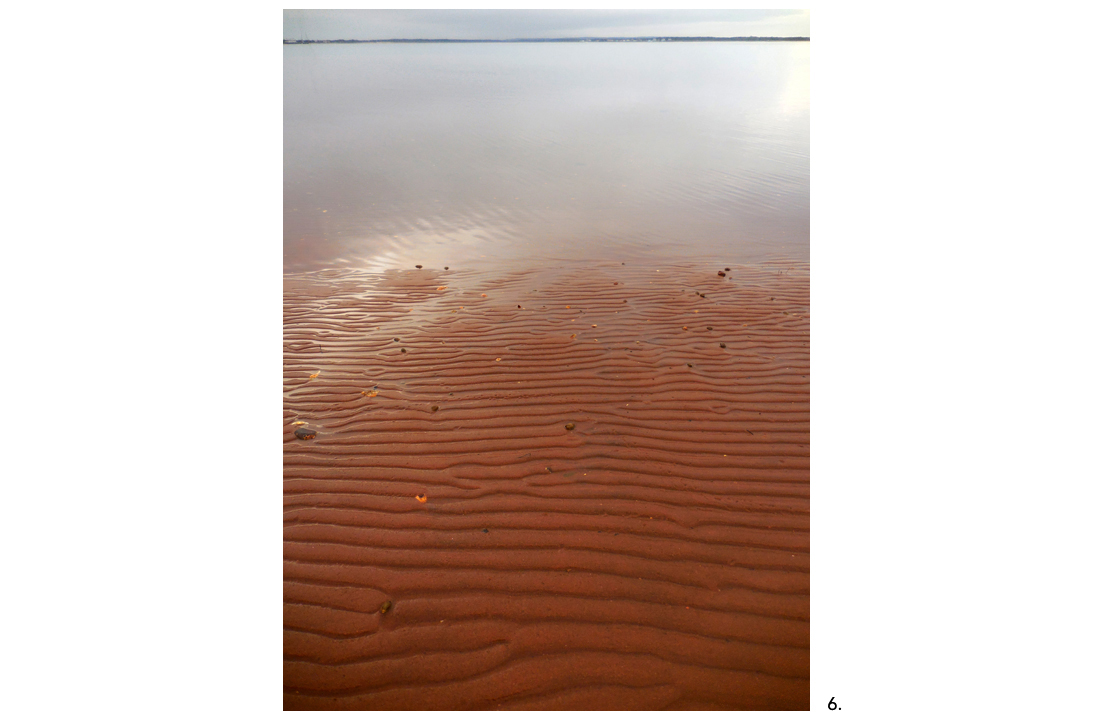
[415,265,422,269]
[401,348,406,353]
[707,326,713,330]
[482,528,489,533]
[431,406,439,412]
[717,271,726,277]
[380,600,392,614]
[565,423,575,431]
[295,427,316,440]
[720,343,726,348]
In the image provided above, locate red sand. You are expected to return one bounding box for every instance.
[284,260,809,710]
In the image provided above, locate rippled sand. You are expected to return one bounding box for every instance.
[284,258,809,710]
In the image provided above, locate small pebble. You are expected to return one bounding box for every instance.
[380,600,392,614]
[717,271,726,277]
[401,348,406,353]
[431,406,439,412]
[565,423,575,431]
[294,427,316,440]
[720,343,726,348]
[687,363,693,367]
[707,326,713,330]
[444,266,449,270]
[415,265,422,269]
[393,338,399,342]
[482,528,489,533]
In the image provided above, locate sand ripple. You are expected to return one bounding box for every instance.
[284,259,809,710]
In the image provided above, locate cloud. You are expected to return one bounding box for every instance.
[283,9,809,41]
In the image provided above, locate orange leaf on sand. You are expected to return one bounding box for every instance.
[415,495,427,503]
[309,372,320,378]
[436,286,448,290]
[363,390,379,397]
[481,294,487,297]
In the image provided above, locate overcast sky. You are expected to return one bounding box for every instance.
[283,10,809,41]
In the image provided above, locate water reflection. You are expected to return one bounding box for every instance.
[284,42,809,271]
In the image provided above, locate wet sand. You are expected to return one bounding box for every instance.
[283,259,809,710]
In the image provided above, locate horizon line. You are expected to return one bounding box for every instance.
[283,36,810,44]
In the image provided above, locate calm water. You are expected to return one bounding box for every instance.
[284,42,809,272]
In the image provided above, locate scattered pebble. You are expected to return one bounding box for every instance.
[720,343,726,348]
[393,338,399,342]
[565,423,575,431]
[482,528,489,533]
[444,266,449,270]
[401,348,407,353]
[431,406,439,412]
[717,271,726,277]
[415,265,422,269]
[380,600,392,614]
[707,326,713,330]
[687,363,693,367]
[294,427,316,440]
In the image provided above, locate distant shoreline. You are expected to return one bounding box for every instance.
[283,36,809,45]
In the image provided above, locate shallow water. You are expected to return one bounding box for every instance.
[284,42,809,273]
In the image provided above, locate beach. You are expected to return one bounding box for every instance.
[283,258,809,710]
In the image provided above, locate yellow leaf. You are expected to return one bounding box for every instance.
[437,286,448,290]
[309,372,320,378]
[415,495,427,503]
